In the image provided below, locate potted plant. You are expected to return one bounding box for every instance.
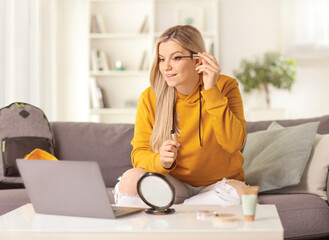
[233,51,297,109]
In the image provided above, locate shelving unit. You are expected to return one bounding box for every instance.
[88,0,219,123]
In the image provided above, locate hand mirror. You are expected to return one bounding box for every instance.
[137,172,175,214]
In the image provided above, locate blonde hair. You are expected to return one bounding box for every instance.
[149,25,206,152]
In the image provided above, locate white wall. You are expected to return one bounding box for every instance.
[53,0,329,122]
[219,0,329,120]
[277,60,329,119]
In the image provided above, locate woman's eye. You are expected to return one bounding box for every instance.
[159,58,165,62]
[173,56,182,61]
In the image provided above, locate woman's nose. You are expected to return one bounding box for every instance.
[164,59,172,70]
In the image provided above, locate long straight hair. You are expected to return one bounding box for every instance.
[149,25,206,152]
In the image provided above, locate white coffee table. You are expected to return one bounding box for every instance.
[0,203,283,240]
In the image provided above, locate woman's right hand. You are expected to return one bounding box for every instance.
[159,140,180,169]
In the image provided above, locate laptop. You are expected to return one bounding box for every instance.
[16,159,144,219]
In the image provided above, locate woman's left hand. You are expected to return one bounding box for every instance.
[195,52,221,90]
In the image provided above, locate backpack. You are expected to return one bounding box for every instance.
[0,102,55,186]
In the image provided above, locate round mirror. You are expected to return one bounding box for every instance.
[137,172,175,214]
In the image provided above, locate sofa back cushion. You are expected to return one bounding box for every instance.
[51,122,134,187]
[243,121,319,192]
[266,133,329,200]
[246,115,329,134]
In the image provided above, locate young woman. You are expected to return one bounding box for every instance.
[114,25,247,206]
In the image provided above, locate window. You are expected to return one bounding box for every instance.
[282,0,329,58]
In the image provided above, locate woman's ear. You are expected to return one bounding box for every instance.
[194,58,202,67]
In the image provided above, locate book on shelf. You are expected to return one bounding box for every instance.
[96,14,107,33]
[91,49,110,72]
[100,51,110,71]
[90,14,107,33]
[90,15,99,33]
[89,77,105,109]
[138,50,148,71]
[139,15,149,33]
[91,50,99,71]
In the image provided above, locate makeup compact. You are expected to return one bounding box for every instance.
[137,172,175,215]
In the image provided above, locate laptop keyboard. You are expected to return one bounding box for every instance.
[112,206,144,217]
[112,206,125,215]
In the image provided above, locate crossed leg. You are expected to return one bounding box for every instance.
[115,168,247,206]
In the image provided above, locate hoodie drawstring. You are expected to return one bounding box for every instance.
[172,85,203,147]
[198,85,202,147]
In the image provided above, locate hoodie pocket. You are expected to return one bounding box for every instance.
[2,137,52,177]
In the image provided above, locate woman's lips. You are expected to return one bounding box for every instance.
[166,74,177,78]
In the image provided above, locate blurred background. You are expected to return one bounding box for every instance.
[0,0,328,123]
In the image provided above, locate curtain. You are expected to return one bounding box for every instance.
[0,1,5,107]
[1,0,99,121]
[0,0,42,108]
[0,0,59,120]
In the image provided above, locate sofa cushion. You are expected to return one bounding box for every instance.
[0,189,30,216]
[245,114,329,195]
[0,188,115,216]
[259,194,329,239]
[266,131,329,200]
[51,122,134,187]
[107,187,115,204]
[243,121,319,192]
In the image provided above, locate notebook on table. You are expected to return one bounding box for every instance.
[16,159,144,219]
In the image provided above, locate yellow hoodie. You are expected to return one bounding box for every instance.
[131,75,246,186]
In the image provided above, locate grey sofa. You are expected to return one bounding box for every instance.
[0,115,329,239]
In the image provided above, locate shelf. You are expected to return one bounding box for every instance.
[89,70,149,77]
[89,0,219,123]
[90,108,137,115]
[90,33,151,39]
[89,108,137,124]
